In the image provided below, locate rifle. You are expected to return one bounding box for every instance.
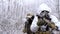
[37,12,56,30]
[37,12,51,26]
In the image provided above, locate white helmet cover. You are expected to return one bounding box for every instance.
[37,3,51,14]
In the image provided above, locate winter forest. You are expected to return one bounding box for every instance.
[0,0,60,34]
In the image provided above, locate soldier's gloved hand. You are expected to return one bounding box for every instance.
[43,18,51,24]
[43,18,56,29]
[49,23,56,29]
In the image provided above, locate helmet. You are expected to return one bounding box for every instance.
[26,13,33,18]
[37,3,51,14]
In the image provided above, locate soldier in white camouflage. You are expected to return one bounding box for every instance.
[30,3,59,34]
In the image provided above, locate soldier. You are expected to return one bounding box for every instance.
[30,3,59,34]
[23,13,34,34]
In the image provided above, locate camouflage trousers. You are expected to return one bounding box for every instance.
[35,31,51,34]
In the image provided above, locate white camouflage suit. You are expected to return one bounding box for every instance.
[30,3,60,33]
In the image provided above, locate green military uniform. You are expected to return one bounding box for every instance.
[23,18,34,34]
[23,13,34,34]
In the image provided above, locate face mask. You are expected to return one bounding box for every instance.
[40,11,49,18]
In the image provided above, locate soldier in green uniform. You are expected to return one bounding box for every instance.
[23,13,35,34]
